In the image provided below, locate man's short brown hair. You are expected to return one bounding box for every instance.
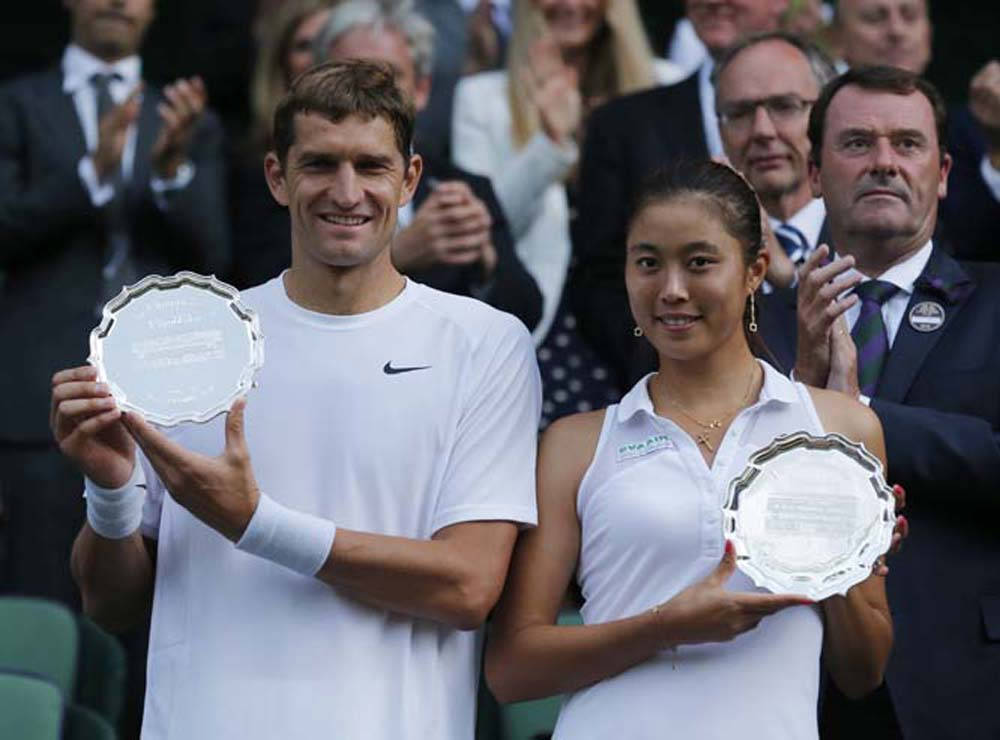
[808,65,948,166]
[272,59,415,165]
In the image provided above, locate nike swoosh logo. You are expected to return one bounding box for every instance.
[383,361,431,375]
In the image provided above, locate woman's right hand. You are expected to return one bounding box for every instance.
[523,36,581,145]
[50,365,136,489]
[657,541,814,646]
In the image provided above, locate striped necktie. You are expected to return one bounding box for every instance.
[851,280,900,396]
[91,72,135,309]
[775,223,810,264]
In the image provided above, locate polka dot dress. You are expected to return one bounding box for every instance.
[537,294,621,429]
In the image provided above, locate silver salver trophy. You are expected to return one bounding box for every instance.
[722,432,896,601]
[88,272,264,426]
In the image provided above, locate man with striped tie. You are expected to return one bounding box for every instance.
[714,32,839,292]
[761,66,1000,740]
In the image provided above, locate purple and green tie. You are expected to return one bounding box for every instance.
[851,280,900,396]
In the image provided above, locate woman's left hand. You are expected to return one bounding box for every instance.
[874,484,908,576]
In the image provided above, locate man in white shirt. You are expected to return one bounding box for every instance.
[713,32,839,290]
[0,0,228,607]
[763,65,1000,740]
[51,60,540,739]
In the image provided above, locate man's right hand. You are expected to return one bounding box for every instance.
[794,245,862,386]
[51,366,135,489]
[92,87,142,183]
[393,180,494,274]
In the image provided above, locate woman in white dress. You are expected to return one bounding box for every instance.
[484,160,895,739]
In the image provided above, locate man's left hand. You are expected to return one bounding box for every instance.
[121,398,260,542]
[151,76,206,179]
[875,484,908,576]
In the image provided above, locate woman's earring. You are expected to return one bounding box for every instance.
[748,294,758,334]
[633,325,644,337]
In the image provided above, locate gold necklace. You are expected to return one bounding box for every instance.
[666,365,759,452]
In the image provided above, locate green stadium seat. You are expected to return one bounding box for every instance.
[0,597,79,698]
[0,672,64,740]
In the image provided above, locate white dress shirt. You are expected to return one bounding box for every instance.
[62,44,192,209]
[698,60,724,158]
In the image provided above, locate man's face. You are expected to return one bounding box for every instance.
[533,0,607,52]
[325,26,430,112]
[265,113,421,271]
[685,0,787,56]
[838,0,931,74]
[65,0,155,61]
[811,86,950,254]
[717,40,820,208]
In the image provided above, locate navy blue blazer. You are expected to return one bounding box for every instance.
[760,247,1000,740]
[570,72,708,390]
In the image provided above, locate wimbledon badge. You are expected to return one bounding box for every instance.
[88,272,264,426]
[722,432,896,601]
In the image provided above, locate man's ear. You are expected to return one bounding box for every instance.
[264,152,290,207]
[413,73,432,113]
[937,151,952,200]
[398,152,423,207]
[808,158,823,199]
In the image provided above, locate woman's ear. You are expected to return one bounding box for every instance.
[748,246,770,295]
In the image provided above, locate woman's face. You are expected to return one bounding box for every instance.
[284,8,332,85]
[625,195,765,362]
[534,0,607,52]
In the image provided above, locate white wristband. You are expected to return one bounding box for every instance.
[235,493,337,577]
[84,462,147,539]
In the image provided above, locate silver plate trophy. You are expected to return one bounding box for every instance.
[722,432,895,601]
[88,272,264,426]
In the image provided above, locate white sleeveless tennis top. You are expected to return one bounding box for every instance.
[553,360,826,740]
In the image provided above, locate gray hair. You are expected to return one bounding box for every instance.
[313,0,435,80]
[711,31,838,91]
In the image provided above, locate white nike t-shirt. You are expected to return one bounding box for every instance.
[137,276,541,740]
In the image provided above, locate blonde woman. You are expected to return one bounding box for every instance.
[248,0,340,149]
[453,0,681,424]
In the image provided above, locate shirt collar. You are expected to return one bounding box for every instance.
[616,360,796,424]
[768,197,827,250]
[62,43,141,94]
[698,59,724,158]
[849,240,933,296]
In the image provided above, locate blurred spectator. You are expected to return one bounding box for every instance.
[315,0,543,330]
[0,0,228,605]
[714,32,838,290]
[229,0,339,288]
[571,0,786,390]
[833,0,1000,261]
[453,0,681,425]
[666,1,831,78]
[411,0,512,163]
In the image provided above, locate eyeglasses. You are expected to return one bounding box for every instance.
[717,95,816,131]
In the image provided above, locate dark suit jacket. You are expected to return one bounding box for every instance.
[760,247,1000,740]
[570,72,708,389]
[0,65,230,443]
[938,105,1000,262]
[410,158,542,331]
[226,154,542,332]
